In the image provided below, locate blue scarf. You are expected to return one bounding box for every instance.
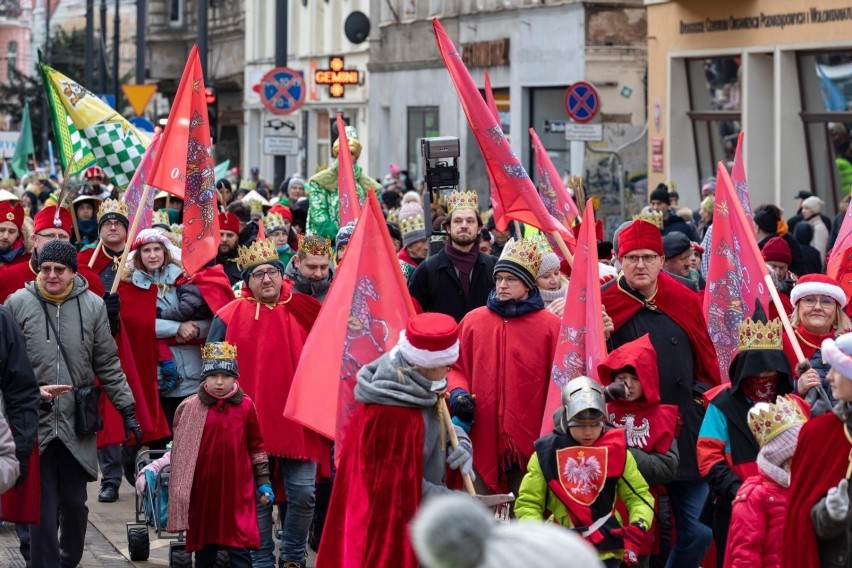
[486,287,545,318]
[0,242,24,264]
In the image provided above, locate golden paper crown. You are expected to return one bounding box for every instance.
[246,199,264,215]
[0,178,17,188]
[447,190,479,215]
[238,179,257,191]
[399,214,425,236]
[264,212,288,232]
[738,316,782,351]
[202,341,238,361]
[747,395,807,447]
[632,210,664,229]
[498,238,543,277]
[168,224,183,245]
[298,234,332,257]
[238,238,279,271]
[97,198,128,222]
[528,232,554,255]
[152,210,170,227]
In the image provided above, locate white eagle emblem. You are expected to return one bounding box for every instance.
[563,454,602,496]
[611,413,651,449]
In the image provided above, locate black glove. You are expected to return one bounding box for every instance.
[156,306,163,318]
[103,292,121,336]
[604,382,627,402]
[449,388,476,424]
[118,405,143,446]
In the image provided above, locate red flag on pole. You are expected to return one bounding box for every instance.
[483,70,505,227]
[540,199,606,436]
[146,45,219,276]
[284,191,417,449]
[827,205,852,304]
[530,127,581,227]
[256,217,266,241]
[730,131,754,219]
[703,162,770,380]
[122,130,161,231]
[433,18,573,243]
[336,114,361,226]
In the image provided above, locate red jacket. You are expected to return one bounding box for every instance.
[725,472,787,568]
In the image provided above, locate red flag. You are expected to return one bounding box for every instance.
[827,205,852,304]
[434,19,573,244]
[540,200,606,436]
[284,191,416,448]
[257,217,266,241]
[336,114,361,226]
[530,127,580,227]
[483,71,505,227]
[703,162,769,381]
[122,130,161,231]
[730,131,754,219]
[146,45,219,276]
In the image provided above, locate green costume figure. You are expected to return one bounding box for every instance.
[306,126,381,240]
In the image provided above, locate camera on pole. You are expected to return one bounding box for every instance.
[420,136,460,254]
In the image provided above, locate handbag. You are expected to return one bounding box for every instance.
[45,307,103,436]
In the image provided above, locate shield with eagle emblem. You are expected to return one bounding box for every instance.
[556,446,609,506]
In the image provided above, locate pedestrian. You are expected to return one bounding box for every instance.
[515,376,655,568]
[648,184,698,241]
[167,341,270,567]
[754,204,805,277]
[535,236,567,316]
[792,222,824,275]
[284,234,335,303]
[217,211,243,285]
[800,196,829,261]
[4,239,141,567]
[0,199,29,269]
[398,201,428,269]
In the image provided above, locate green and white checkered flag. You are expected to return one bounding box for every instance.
[83,122,146,188]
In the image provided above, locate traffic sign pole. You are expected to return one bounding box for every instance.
[564,81,601,176]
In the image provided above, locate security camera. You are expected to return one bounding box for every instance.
[421,136,460,160]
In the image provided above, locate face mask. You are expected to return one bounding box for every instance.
[430,378,448,393]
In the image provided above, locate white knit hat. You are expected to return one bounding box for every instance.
[822,333,852,380]
[790,274,847,308]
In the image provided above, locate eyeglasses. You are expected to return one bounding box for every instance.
[621,254,660,265]
[494,275,522,285]
[801,296,836,308]
[36,232,70,242]
[250,268,281,281]
[101,220,124,229]
[40,265,68,276]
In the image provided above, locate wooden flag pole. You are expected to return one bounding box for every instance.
[764,273,806,363]
[551,230,575,268]
[441,399,476,496]
[110,184,152,294]
[513,220,523,239]
[88,240,103,269]
[70,205,81,243]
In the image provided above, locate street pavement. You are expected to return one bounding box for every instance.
[0,477,317,567]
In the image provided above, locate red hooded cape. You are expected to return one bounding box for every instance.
[782,411,852,568]
[316,403,422,568]
[177,263,235,314]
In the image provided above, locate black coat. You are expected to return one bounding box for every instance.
[662,212,699,242]
[408,248,496,323]
[758,233,805,277]
[216,250,243,286]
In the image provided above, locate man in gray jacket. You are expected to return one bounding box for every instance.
[4,240,141,568]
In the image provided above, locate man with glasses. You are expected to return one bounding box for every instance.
[602,219,721,568]
[207,239,325,568]
[447,237,560,500]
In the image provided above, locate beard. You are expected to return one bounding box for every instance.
[448,232,476,248]
[0,243,11,256]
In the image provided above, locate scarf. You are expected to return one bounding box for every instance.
[741,375,779,404]
[354,348,444,409]
[539,283,567,306]
[35,274,74,304]
[443,242,479,297]
[486,287,545,318]
[756,425,800,488]
[0,239,24,264]
[199,382,244,409]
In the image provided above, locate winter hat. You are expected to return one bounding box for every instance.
[399,201,427,248]
[663,231,690,259]
[38,239,78,273]
[269,203,293,222]
[0,200,24,230]
[201,342,239,378]
[793,222,813,245]
[649,183,671,205]
[397,313,460,368]
[761,236,792,265]
[753,205,781,234]
[823,333,852,379]
[801,196,824,215]
[494,238,542,290]
[530,234,559,278]
[790,274,846,308]
[701,177,717,195]
[218,211,241,234]
[335,221,356,250]
[128,228,183,266]
[287,175,305,190]
[794,190,813,201]
[411,493,604,568]
[33,205,72,235]
[617,219,664,257]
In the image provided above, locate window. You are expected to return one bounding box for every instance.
[429,0,443,15]
[169,0,184,26]
[685,57,742,183]
[6,41,16,80]
[407,107,439,178]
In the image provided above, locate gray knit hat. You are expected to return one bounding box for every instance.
[399,202,427,248]
[335,221,356,250]
[201,342,239,378]
[38,240,78,273]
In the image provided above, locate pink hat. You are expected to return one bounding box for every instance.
[790,274,847,308]
[822,333,852,379]
[397,313,460,368]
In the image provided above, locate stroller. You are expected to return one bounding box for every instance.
[126,449,230,567]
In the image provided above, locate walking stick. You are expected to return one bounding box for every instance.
[441,398,476,496]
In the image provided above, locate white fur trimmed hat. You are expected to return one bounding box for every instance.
[397,313,460,368]
[790,273,847,308]
[822,333,852,380]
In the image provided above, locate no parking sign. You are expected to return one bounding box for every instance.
[564,81,600,124]
[259,67,306,115]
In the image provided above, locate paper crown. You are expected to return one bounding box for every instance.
[152,210,170,227]
[263,212,288,232]
[298,234,333,257]
[747,395,807,447]
[168,224,183,245]
[399,213,425,236]
[447,190,478,215]
[246,199,264,215]
[528,232,554,255]
[97,198,128,222]
[499,237,543,278]
[237,238,279,271]
[202,341,238,361]
[738,314,782,351]
[632,210,664,229]
[238,179,257,191]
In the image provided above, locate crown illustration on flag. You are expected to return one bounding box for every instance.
[298,234,333,257]
[96,198,128,222]
[737,315,782,351]
[237,238,279,271]
[447,190,479,215]
[632,210,663,229]
[499,237,543,278]
[399,213,425,235]
[152,210,170,227]
[202,341,238,361]
[263,212,288,232]
[747,395,807,447]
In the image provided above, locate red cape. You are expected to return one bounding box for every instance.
[178,264,235,314]
[782,411,852,568]
[316,403,422,568]
[601,273,721,389]
[78,245,119,276]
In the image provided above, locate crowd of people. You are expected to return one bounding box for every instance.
[1,148,852,568]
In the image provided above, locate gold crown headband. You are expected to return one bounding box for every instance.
[152,210,170,226]
[238,238,279,271]
[202,341,238,361]
[299,234,333,257]
[499,238,543,277]
[738,316,782,351]
[400,214,425,235]
[97,198,129,222]
[632,210,663,229]
[447,190,478,215]
[747,395,807,447]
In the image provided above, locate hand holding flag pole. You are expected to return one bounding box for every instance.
[440,398,476,496]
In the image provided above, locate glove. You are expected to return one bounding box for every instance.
[603,382,627,402]
[103,292,121,336]
[615,522,646,566]
[826,479,849,522]
[452,415,473,433]
[119,405,143,446]
[447,430,475,482]
[258,483,275,504]
[158,361,179,393]
[156,307,163,318]
[449,388,476,424]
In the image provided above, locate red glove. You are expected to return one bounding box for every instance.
[615,522,646,566]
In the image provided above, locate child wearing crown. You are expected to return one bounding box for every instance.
[167,341,271,567]
[724,395,807,568]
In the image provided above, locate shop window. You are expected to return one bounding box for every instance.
[407,107,440,179]
[685,57,742,183]
[798,51,852,202]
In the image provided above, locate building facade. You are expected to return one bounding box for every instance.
[647,0,852,215]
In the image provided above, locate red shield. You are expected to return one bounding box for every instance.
[556,446,608,507]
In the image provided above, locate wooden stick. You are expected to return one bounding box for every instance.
[551,230,575,268]
[441,398,476,496]
[110,184,152,294]
[513,220,523,239]
[88,240,103,269]
[764,273,806,363]
[70,204,81,243]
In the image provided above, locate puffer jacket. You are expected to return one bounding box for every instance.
[4,275,135,480]
[724,472,787,568]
